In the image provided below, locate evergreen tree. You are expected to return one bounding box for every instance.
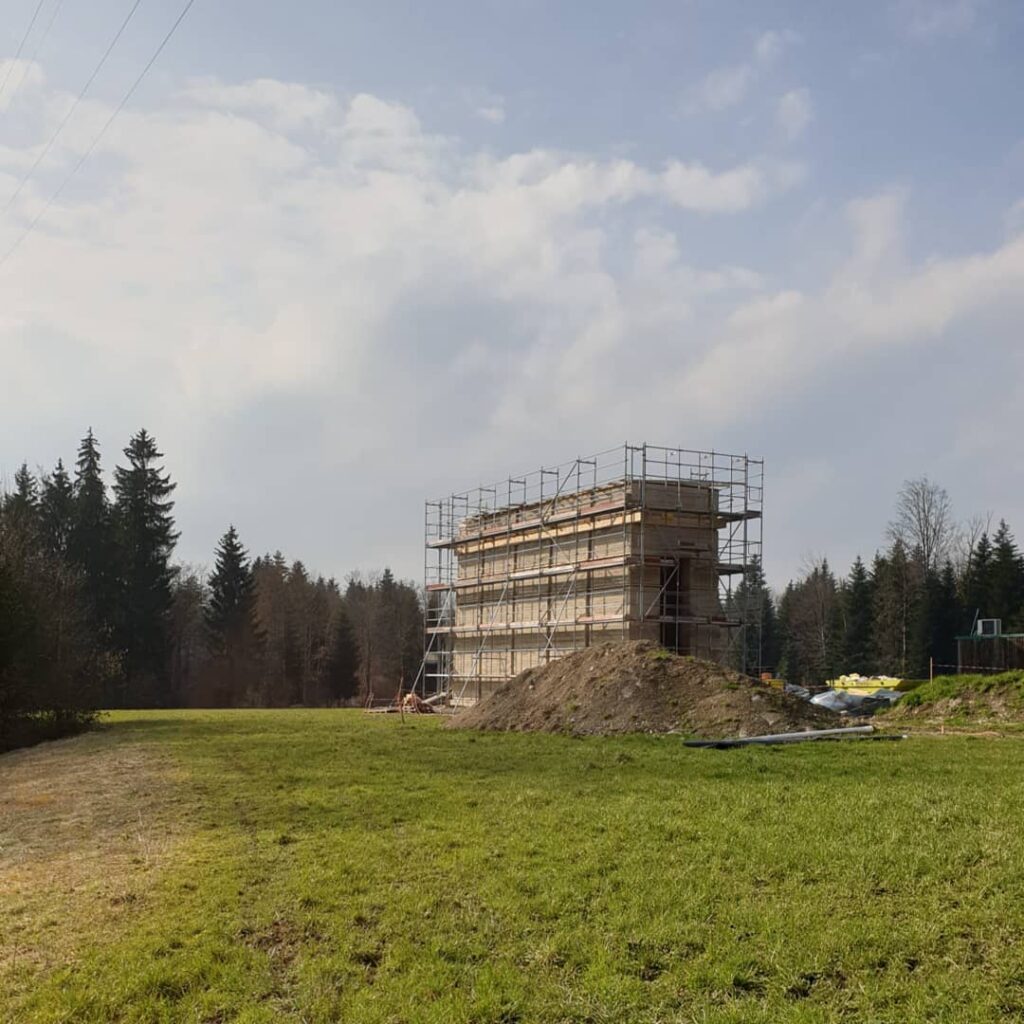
[990,520,1024,628]
[206,526,256,649]
[934,560,963,671]
[68,429,118,643]
[206,526,261,705]
[873,541,916,677]
[776,582,801,684]
[775,562,841,686]
[112,430,178,703]
[726,557,778,675]
[841,556,875,674]
[252,552,289,705]
[964,532,992,619]
[325,603,359,702]
[169,568,208,706]
[5,463,39,526]
[37,459,74,559]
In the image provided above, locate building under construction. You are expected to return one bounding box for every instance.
[420,444,763,704]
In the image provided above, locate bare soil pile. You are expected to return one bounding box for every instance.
[447,641,836,737]
[884,671,1024,729]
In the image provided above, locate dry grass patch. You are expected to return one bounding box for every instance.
[0,727,185,982]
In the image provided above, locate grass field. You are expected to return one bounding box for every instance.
[4,712,1024,1023]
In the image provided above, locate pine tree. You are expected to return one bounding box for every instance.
[964,532,994,626]
[206,526,260,705]
[775,562,840,686]
[776,582,801,684]
[873,541,915,677]
[725,557,778,675]
[990,521,1024,628]
[207,527,256,650]
[37,459,74,559]
[5,463,39,526]
[841,556,875,674]
[325,603,359,702]
[112,430,179,703]
[68,429,118,644]
[252,552,290,705]
[934,560,963,671]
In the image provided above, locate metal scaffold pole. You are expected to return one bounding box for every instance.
[415,443,765,706]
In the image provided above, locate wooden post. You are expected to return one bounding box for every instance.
[929,656,934,682]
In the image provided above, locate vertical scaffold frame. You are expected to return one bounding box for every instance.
[415,443,763,702]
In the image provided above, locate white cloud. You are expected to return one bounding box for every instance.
[685,64,753,113]
[685,29,801,115]
[183,77,338,129]
[669,191,1024,426]
[754,29,801,64]
[1006,198,1024,237]
[476,105,505,124]
[776,88,813,141]
[2,69,1021,581]
[0,59,46,111]
[0,74,795,499]
[895,0,984,39]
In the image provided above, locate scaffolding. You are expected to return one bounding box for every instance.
[417,443,763,704]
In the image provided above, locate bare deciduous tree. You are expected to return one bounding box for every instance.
[887,477,954,572]
[951,511,993,582]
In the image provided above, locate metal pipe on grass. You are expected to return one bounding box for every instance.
[684,725,906,749]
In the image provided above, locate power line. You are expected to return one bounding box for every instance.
[3,0,67,111]
[2,0,145,218]
[0,0,197,271]
[0,0,48,102]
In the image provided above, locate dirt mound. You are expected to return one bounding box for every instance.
[884,671,1024,728]
[447,641,836,737]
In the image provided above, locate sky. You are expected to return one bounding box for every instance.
[1,0,1022,589]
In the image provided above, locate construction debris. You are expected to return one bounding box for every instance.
[400,693,436,714]
[364,692,439,715]
[684,725,907,748]
[446,641,837,737]
[810,688,903,715]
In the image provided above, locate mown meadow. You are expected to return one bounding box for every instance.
[4,710,1024,1023]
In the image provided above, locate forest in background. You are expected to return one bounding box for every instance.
[5,429,1024,750]
[0,428,422,750]
[730,478,1024,686]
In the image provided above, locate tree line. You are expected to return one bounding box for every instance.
[731,478,1024,686]
[1,429,424,748]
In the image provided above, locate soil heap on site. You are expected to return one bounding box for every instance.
[883,670,1024,729]
[447,641,836,738]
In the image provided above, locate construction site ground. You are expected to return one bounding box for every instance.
[448,641,837,737]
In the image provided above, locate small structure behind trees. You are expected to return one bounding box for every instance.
[776,479,1024,687]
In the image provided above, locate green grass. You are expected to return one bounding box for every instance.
[897,670,1024,708]
[5,711,1024,1022]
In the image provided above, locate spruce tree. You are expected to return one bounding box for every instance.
[990,521,1024,628]
[5,463,39,527]
[776,582,801,684]
[934,560,963,671]
[964,532,994,625]
[38,459,74,559]
[873,542,915,677]
[206,526,260,705]
[725,557,778,675]
[112,429,178,703]
[842,556,875,674]
[68,429,118,642]
[326,603,359,702]
[206,527,256,649]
